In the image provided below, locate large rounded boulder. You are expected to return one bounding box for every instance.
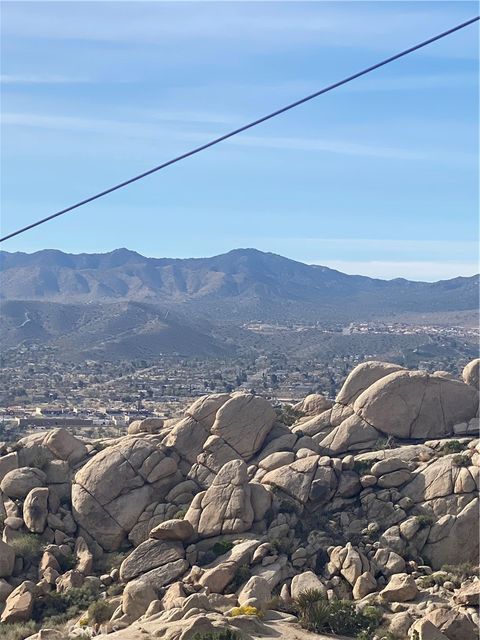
[336,361,405,406]
[72,437,181,551]
[354,370,478,439]
[463,358,480,388]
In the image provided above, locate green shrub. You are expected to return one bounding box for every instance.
[32,583,100,623]
[439,440,465,455]
[57,550,76,572]
[226,565,251,592]
[441,562,479,581]
[279,499,299,514]
[418,572,448,589]
[87,599,115,624]
[95,550,128,573]
[415,514,435,528]
[212,540,234,556]
[192,631,243,640]
[294,589,383,638]
[269,538,291,555]
[277,405,304,426]
[452,454,470,467]
[353,460,372,474]
[0,622,38,640]
[174,508,188,519]
[10,533,44,562]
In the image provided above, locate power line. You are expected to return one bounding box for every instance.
[1,15,478,244]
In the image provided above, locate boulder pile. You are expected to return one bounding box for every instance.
[0,361,479,640]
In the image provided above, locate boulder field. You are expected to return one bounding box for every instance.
[0,360,479,640]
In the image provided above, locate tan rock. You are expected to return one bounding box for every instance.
[410,619,449,640]
[238,576,272,609]
[122,579,158,620]
[0,580,35,623]
[318,414,379,455]
[425,607,478,640]
[43,428,88,464]
[1,467,46,499]
[290,571,326,599]
[354,371,478,439]
[453,579,479,606]
[72,437,179,550]
[211,393,276,460]
[336,361,405,406]
[120,540,185,582]
[185,460,254,537]
[23,487,49,533]
[149,519,194,542]
[0,540,15,578]
[352,571,377,599]
[294,394,332,416]
[380,572,419,602]
[463,358,480,388]
[262,456,318,504]
[75,536,93,575]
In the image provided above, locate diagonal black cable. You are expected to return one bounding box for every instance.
[1,15,478,243]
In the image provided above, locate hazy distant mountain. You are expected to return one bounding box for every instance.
[0,299,231,359]
[1,248,478,322]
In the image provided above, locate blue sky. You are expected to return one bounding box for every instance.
[1,1,478,280]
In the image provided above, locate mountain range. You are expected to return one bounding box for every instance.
[1,248,478,359]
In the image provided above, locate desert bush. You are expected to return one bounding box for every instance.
[441,562,479,582]
[192,631,243,640]
[294,589,383,638]
[353,460,372,474]
[452,454,471,467]
[10,533,44,562]
[174,508,188,519]
[0,622,38,640]
[415,514,435,528]
[438,440,465,455]
[212,540,234,556]
[87,599,115,624]
[228,605,262,618]
[277,405,304,426]
[226,565,251,592]
[279,498,299,515]
[95,550,128,573]
[418,572,448,589]
[33,583,99,623]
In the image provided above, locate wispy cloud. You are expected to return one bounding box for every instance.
[2,2,476,59]
[0,74,92,84]
[226,133,428,160]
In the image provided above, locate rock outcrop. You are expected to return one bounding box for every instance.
[0,359,478,640]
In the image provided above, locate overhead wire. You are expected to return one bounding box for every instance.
[1,15,478,243]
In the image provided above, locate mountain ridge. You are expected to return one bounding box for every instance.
[1,247,478,325]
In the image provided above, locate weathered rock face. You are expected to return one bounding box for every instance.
[149,519,194,542]
[380,572,419,602]
[211,393,277,460]
[1,360,479,640]
[120,539,186,584]
[0,580,35,623]
[294,394,332,416]
[43,428,88,465]
[336,361,405,406]
[423,498,479,570]
[354,371,478,439]
[463,358,480,388]
[23,487,49,533]
[72,438,180,550]
[185,460,258,537]
[0,540,15,578]
[1,467,46,499]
